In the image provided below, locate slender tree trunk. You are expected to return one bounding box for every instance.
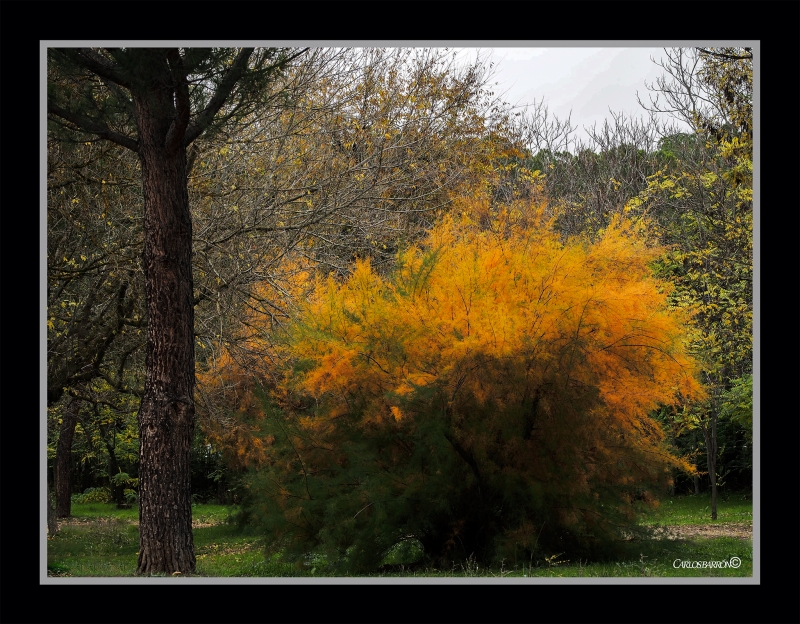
[701,405,719,521]
[105,439,125,507]
[692,430,700,495]
[134,72,196,575]
[55,397,80,518]
[710,410,718,520]
[217,477,226,505]
[47,480,59,536]
[99,420,127,507]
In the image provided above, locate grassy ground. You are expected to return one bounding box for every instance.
[643,492,753,526]
[46,503,275,577]
[47,494,753,578]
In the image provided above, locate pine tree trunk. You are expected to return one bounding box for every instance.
[134,73,196,575]
[55,397,80,518]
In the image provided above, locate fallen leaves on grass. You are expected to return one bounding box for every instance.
[654,523,752,540]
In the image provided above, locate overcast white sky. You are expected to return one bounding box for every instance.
[453,47,693,147]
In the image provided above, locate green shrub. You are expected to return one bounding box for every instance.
[383,538,425,566]
[71,487,112,504]
[123,488,138,506]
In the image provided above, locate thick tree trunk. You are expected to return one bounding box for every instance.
[55,398,80,518]
[134,74,196,575]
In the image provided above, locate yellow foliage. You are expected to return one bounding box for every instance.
[201,194,706,488]
[281,197,705,477]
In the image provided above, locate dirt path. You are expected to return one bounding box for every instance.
[654,523,752,541]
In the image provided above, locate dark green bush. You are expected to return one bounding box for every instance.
[71,487,112,504]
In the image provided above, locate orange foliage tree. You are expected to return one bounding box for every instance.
[230,196,706,571]
[195,256,315,471]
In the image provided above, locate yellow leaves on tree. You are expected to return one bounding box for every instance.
[286,199,704,439]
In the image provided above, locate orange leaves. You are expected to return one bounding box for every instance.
[390,406,404,422]
[203,192,707,517]
[233,197,713,565]
[285,198,705,438]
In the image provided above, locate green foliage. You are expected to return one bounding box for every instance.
[72,487,112,504]
[109,472,140,506]
[190,426,236,504]
[720,374,753,434]
[623,49,753,501]
[694,47,753,142]
[382,538,425,566]
[109,471,137,488]
[48,387,141,506]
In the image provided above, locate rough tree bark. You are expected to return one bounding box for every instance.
[133,55,196,574]
[55,397,81,518]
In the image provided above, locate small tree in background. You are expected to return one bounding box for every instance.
[630,47,753,517]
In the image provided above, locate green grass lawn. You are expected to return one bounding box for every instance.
[643,492,753,526]
[47,494,753,578]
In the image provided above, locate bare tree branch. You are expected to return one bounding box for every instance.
[696,47,753,61]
